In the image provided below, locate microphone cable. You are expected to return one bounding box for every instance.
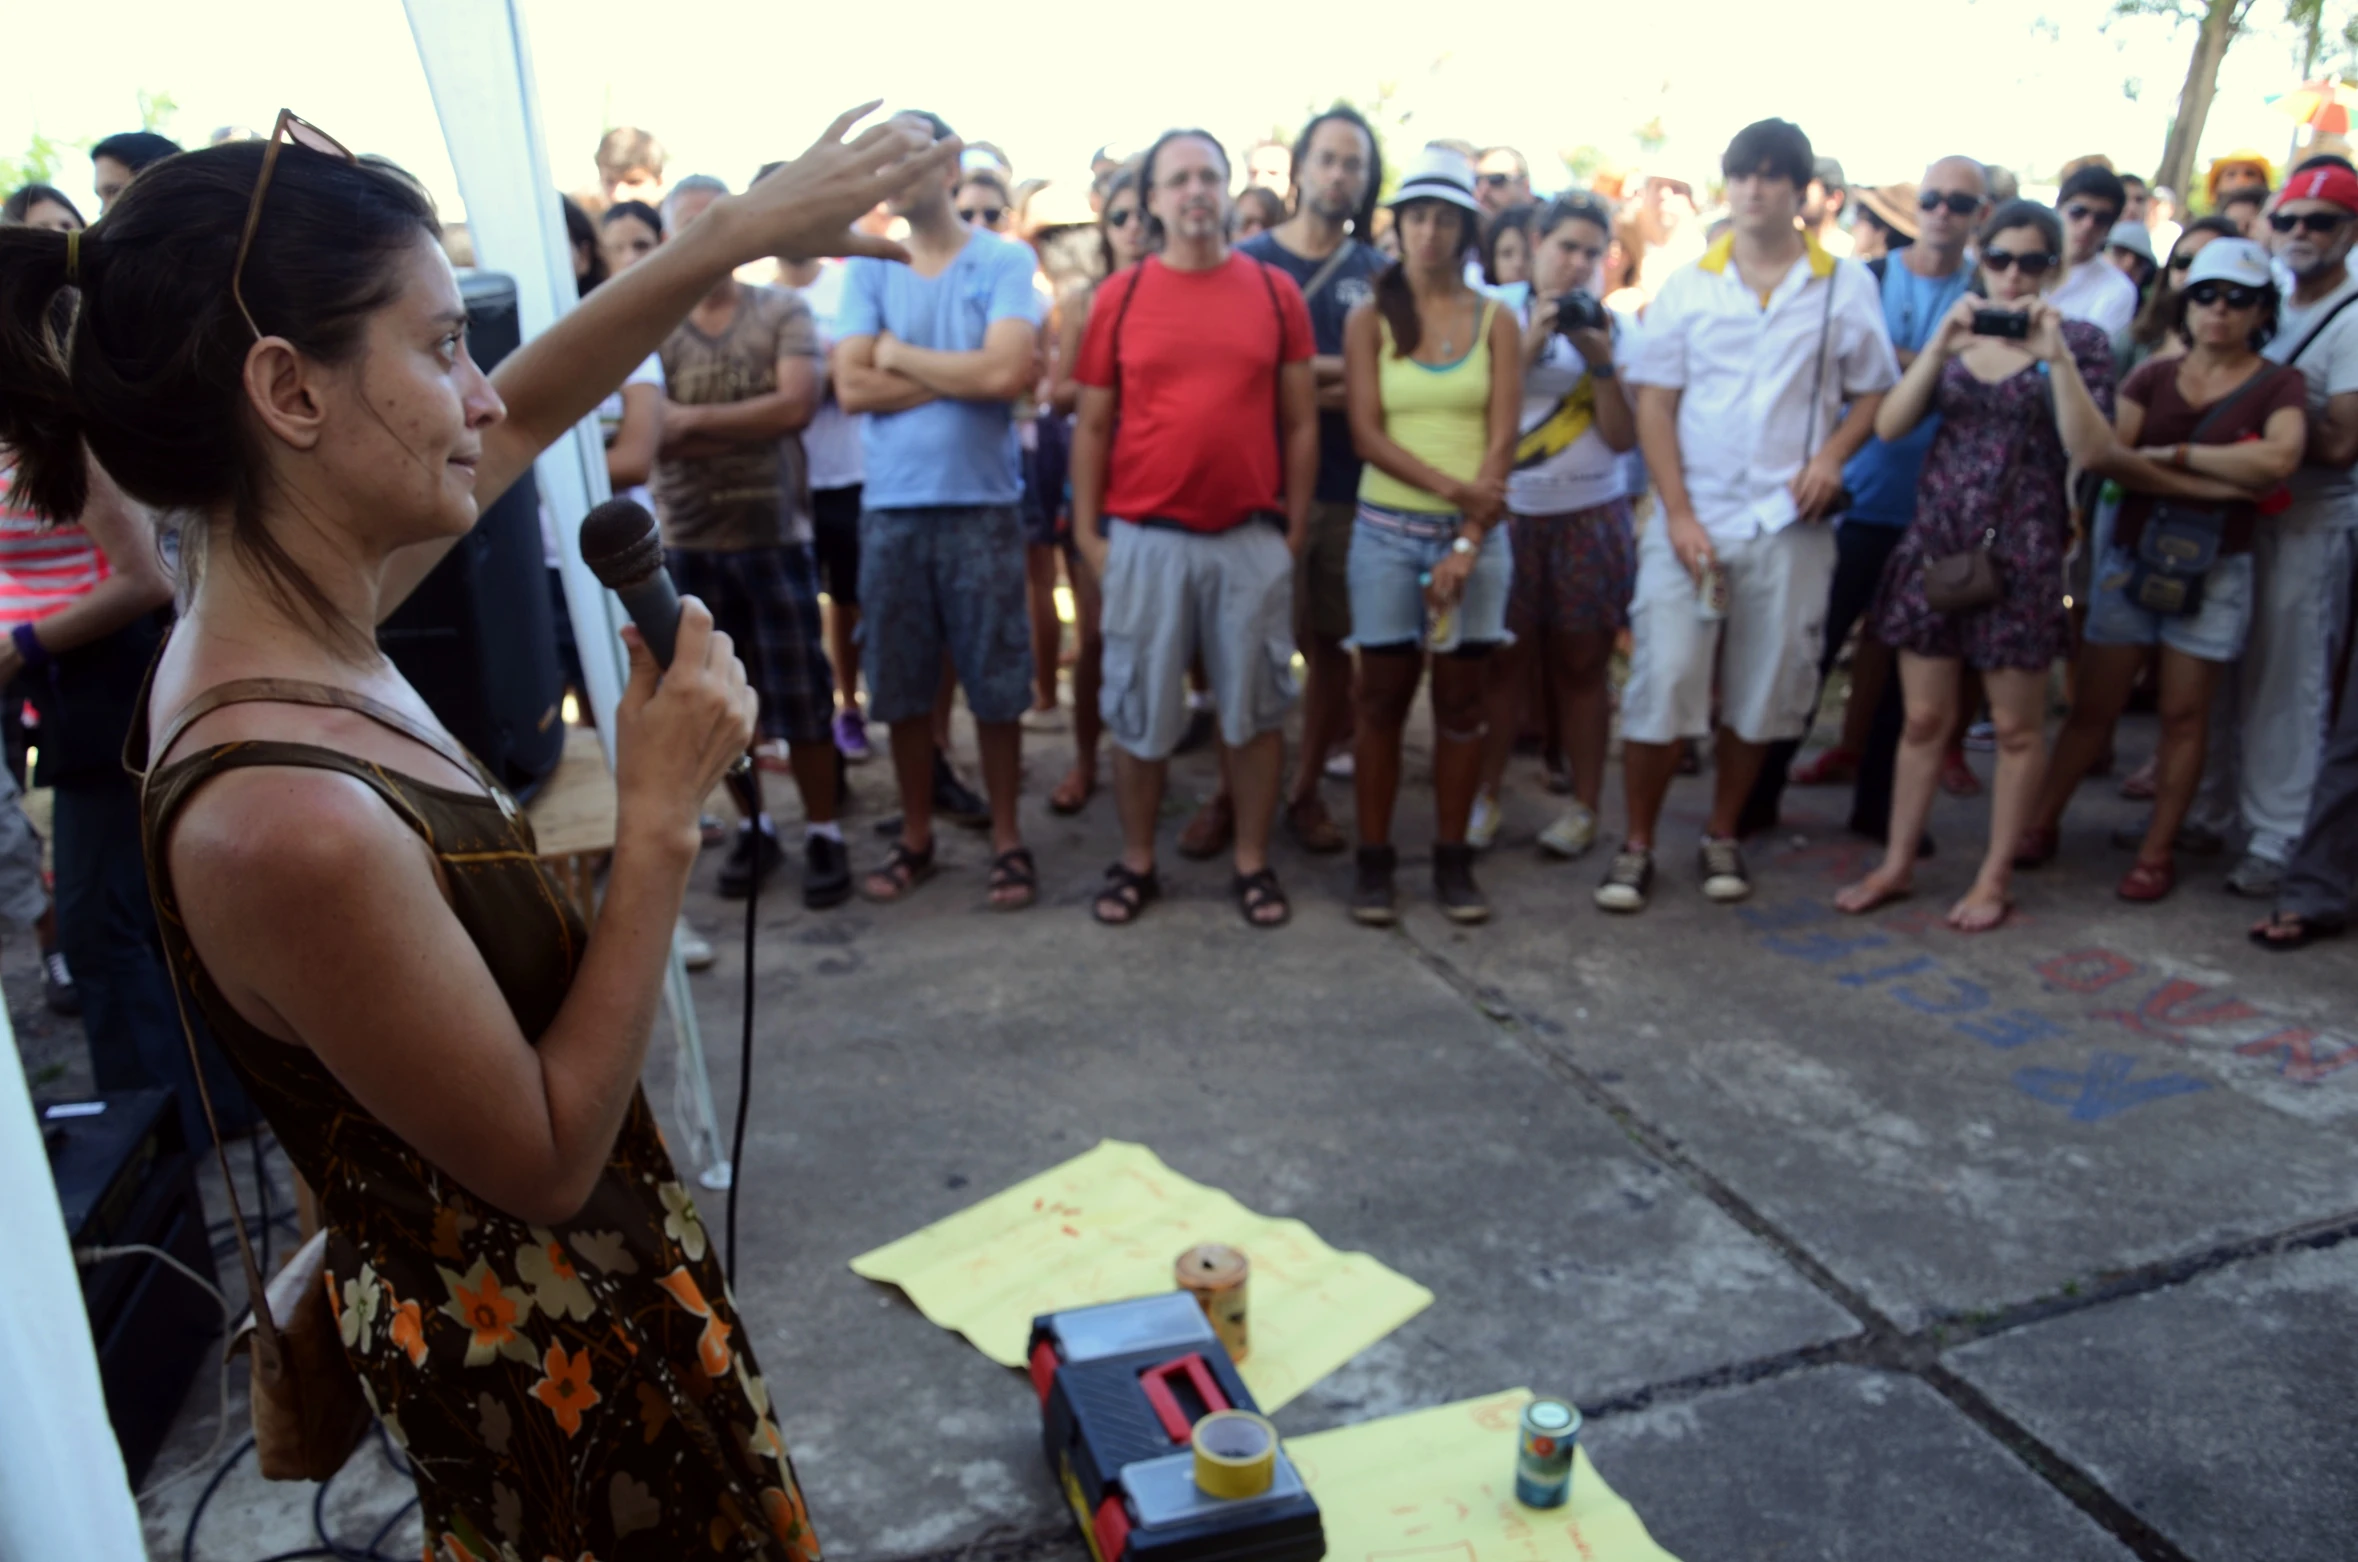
[724,764,760,1283]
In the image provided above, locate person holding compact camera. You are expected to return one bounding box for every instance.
[1470,191,1637,862]
[1834,199,2116,930]
[2022,236,2309,902]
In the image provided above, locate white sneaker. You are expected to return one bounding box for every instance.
[676,919,716,972]
[1324,749,1356,780]
[1467,791,1502,850]
[1539,800,1599,859]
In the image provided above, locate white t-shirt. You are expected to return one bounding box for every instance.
[1623,236,1899,543]
[1508,303,1633,515]
[598,352,666,512]
[2051,260,2140,339]
[2266,266,2358,526]
[795,261,866,492]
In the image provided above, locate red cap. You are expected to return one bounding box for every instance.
[2280,164,2358,215]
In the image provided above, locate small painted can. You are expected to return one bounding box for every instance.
[1514,1397,1581,1508]
[1175,1243,1250,1362]
[1695,561,1730,623]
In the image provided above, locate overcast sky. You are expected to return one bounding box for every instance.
[6,0,2344,217]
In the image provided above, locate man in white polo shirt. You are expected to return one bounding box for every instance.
[1605,118,1899,912]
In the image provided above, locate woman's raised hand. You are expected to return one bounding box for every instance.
[717,103,961,267]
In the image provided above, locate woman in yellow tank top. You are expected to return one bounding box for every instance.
[1342,148,1522,925]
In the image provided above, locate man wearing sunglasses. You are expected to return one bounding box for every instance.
[1744,157,1987,842]
[2189,159,2358,898]
[2049,164,2138,338]
[1476,147,1532,218]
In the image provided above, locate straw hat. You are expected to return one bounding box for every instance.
[1854,183,1922,242]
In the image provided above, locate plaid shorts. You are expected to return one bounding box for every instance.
[665,545,835,746]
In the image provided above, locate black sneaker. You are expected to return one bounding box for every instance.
[1594,845,1653,913]
[1698,837,1753,903]
[42,949,78,1016]
[719,825,784,899]
[1351,845,1399,926]
[1432,842,1491,924]
[803,834,852,909]
[932,752,990,829]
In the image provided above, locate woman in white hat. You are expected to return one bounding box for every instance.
[2025,236,2310,901]
[1342,146,1521,924]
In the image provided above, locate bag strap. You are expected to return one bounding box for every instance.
[2183,363,2278,444]
[1801,261,1840,462]
[1105,260,1150,423]
[1298,239,1358,306]
[2283,288,2358,367]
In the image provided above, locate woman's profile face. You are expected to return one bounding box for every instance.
[2164,228,2218,296]
[1490,223,1530,285]
[1104,191,1145,267]
[600,214,660,275]
[294,236,507,549]
[23,198,82,233]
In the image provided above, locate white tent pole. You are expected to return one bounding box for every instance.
[402,0,731,1189]
[0,1010,147,1561]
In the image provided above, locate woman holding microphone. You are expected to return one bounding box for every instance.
[0,107,951,1560]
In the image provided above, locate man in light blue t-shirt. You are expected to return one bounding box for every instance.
[1743,155,1986,841]
[834,109,1046,910]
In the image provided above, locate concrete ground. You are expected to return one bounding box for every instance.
[34,693,2357,1562]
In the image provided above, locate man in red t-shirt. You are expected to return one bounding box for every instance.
[1070,128,1318,928]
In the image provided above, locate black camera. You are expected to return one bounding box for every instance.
[1971,308,2031,339]
[1552,290,1609,336]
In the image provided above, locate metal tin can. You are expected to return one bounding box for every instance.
[1514,1397,1581,1508]
[1175,1243,1250,1362]
[1695,561,1730,623]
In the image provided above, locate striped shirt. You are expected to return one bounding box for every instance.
[0,479,110,632]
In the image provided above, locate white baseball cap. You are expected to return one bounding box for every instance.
[2182,236,2275,291]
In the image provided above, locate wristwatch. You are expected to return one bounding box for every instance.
[1589,359,1617,379]
[1451,534,1478,556]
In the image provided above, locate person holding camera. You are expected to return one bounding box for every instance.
[2022,237,2309,901]
[1833,200,2116,930]
[1342,148,1521,924]
[1606,120,1898,913]
[1472,191,1637,861]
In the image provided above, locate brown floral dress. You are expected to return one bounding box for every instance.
[134,679,819,1562]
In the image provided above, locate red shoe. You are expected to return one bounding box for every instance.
[1940,747,1982,798]
[2117,856,2176,902]
[2012,826,2058,868]
[1791,746,1861,786]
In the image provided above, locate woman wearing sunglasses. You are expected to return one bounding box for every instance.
[1042,163,1146,815]
[2119,215,2239,372]
[1835,200,2116,929]
[0,107,951,1561]
[2023,237,2309,900]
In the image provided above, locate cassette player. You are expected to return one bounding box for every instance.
[1027,1293,1324,1562]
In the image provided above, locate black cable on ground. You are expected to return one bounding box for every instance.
[725,778,762,1282]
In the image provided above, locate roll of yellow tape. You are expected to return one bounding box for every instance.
[1191,1410,1278,1500]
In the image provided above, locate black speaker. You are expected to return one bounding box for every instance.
[379,271,566,798]
[47,1088,220,1487]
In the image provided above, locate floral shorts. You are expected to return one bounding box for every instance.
[1505,496,1638,639]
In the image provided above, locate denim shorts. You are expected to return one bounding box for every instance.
[857,504,1035,726]
[1345,503,1512,652]
[2082,542,2254,663]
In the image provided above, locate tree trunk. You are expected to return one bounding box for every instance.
[2155,0,2247,203]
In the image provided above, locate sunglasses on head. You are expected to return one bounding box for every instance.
[1918,190,1981,216]
[2269,210,2351,235]
[1981,248,2055,276]
[1106,207,1138,228]
[959,205,1006,226]
[232,108,358,340]
[2063,202,2115,224]
[2185,281,2263,309]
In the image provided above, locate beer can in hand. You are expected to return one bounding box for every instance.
[1695,561,1730,623]
[1514,1397,1581,1508]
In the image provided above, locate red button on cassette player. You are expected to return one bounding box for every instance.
[1028,1293,1323,1562]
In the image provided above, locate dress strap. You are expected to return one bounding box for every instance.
[149,677,480,784]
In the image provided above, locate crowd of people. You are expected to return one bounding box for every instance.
[5,99,2356,1562]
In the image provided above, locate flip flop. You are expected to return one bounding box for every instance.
[2249,911,2347,952]
[1946,897,2015,934]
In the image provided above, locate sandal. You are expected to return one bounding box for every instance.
[1234,867,1291,929]
[861,839,938,903]
[1178,794,1235,860]
[1048,765,1096,816]
[2249,910,2347,952]
[1092,862,1160,926]
[1791,745,1860,787]
[1285,793,1347,854]
[2117,856,2176,903]
[986,847,1037,911]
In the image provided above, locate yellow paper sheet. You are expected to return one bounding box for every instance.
[1288,1389,1682,1562]
[849,1139,1432,1411]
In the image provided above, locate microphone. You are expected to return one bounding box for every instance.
[578,497,681,669]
